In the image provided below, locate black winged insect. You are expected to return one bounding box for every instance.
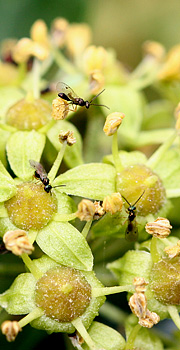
[29,160,64,193]
[56,82,109,110]
[121,191,145,241]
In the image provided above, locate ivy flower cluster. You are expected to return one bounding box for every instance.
[0,17,180,350]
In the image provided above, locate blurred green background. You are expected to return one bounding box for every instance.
[1,0,180,68]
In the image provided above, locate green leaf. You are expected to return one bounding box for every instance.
[0,160,17,202]
[154,147,180,197]
[0,273,36,314]
[107,250,153,285]
[0,87,24,120]
[99,85,144,138]
[82,321,126,350]
[55,192,77,214]
[36,221,93,271]
[103,150,147,167]
[6,130,46,180]
[53,163,116,200]
[47,120,83,168]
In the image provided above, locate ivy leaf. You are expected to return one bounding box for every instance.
[47,120,83,168]
[36,221,93,271]
[6,130,46,181]
[0,160,17,202]
[0,128,11,166]
[53,163,116,200]
[82,321,126,350]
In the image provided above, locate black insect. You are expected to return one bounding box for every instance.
[121,191,145,242]
[29,160,64,193]
[56,82,109,109]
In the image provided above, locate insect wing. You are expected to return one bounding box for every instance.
[56,82,79,101]
[29,160,48,178]
[125,219,138,242]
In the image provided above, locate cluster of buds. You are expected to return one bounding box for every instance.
[129,277,160,328]
[3,230,34,256]
[59,130,76,146]
[145,217,172,238]
[103,112,125,136]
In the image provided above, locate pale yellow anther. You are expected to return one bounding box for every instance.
[31,42,49,61]
[93,201,105,220]
[76,199,96,221]
[59,130,76,146]
[51,97,69,120]
[66,24,92,57]
[1,320,21,342]
[12,38,34,63]
[145,217,172,238]
[3,229,34,256]
[51,17,69,47]
[83,45,107,74]
[133,277,149,293]
[103,192,123,215]
[30,19,49,46]
[142,41,165,61]
[89,69,105,95]
[138,310,160,328]
[103,112,125,136]
[164,240,180,258]
[158,44,180,81]
[129,292,147,319]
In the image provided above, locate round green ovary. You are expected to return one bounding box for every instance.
[35,267,92,322]
[116,164,166,215]
[5,182,57,230]
[6,98,51,130]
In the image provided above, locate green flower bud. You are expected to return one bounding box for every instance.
[116,164,166,215]
[5,98,51,130]
[35,266,91,322]
[5,183,57,230]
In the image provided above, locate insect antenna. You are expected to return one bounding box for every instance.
[132,190,145,207]
[89,89,105,103]
[89,89,110,109]
[121,195,131,206]
[53,184,66,189]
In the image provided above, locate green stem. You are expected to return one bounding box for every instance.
[167,305,180,330]
[72,318,97,350]
[125,323,141,350]
[32,58,41,99]
[21,253,43,280]
[91,285,134,298]
[81,220,92,238]
[100,302,128,324]
[18,307,44,328]
[52,47,77,74]
[150,236,161,263]
[48,142,67,182]
[16,62,27,85]
[112,131,123,172]
[53,212,77,222]
[146,131,177,169]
